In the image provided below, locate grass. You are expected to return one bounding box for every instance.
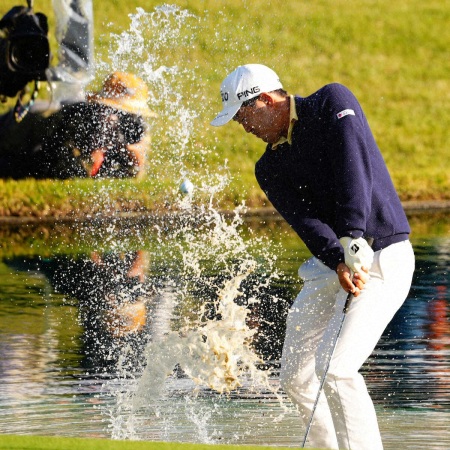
[0,435,296,450]
[0,0,448,215]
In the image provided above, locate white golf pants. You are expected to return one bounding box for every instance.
[280,240,415,449]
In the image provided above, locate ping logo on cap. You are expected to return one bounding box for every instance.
[237,86,260,100]
[337,109,355,119]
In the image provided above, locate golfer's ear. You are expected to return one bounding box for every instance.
[259,92,275,106]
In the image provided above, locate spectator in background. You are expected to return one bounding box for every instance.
[0,0,156,179]
[0,71,155,179]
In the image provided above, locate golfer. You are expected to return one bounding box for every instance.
[211,64,415,449]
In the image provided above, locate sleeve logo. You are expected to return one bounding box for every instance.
[337,109,355,119]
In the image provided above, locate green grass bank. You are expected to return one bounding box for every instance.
[0,0,448,217]
[0,435,296,450]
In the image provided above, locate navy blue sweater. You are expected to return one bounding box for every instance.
[255,83,410,270]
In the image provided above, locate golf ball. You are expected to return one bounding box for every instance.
[180,179,194,195]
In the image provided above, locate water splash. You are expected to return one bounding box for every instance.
[93,5,286,442]
[137,261,262,395]
[97,5,203,188]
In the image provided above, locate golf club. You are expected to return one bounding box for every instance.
[301,290,354,448]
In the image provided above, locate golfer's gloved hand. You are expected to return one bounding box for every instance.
[339,237,374,275]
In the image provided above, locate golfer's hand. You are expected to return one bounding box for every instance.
[336,262,369,297]
[339,237,374,275]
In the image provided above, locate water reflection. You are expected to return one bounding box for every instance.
[5,249,192,388]
[367,238,450,410]
[0,219,449,448]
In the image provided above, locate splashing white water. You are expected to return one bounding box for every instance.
[94,5,286,442]
[97,5,203,188]
[135,261,263,397]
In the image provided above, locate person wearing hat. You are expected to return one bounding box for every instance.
[84,71,156,178]
[0,71,155,179]
[0,0,157,179]
[211,64,415,449]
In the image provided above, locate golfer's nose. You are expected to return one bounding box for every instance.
[242,121,253,133]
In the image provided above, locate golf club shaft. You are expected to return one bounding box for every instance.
[301,291,354,448]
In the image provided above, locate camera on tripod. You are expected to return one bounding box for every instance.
[0,0,50,99]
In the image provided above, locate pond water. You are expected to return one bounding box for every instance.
[0,213,449,449]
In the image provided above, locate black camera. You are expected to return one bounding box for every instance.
[0,2,50,98]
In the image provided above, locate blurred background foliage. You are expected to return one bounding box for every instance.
[0,0,448,216]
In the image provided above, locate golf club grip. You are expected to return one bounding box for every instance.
[343,291,353,313]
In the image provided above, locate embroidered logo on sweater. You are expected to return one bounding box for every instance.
[337,109,355,119]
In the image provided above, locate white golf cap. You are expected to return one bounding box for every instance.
[211,64,283,127]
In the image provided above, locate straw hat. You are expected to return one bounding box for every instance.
[104,299,147,338]
[87,71,157,118]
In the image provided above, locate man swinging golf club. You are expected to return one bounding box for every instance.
[211,64,415,449]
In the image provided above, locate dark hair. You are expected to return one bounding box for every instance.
[240,88,288,107]
[241,96,259,107]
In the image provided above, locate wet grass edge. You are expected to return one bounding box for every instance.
[0,434,299,450]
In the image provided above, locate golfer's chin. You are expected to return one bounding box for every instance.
[257,134,273,144]
[258,133,284,144]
